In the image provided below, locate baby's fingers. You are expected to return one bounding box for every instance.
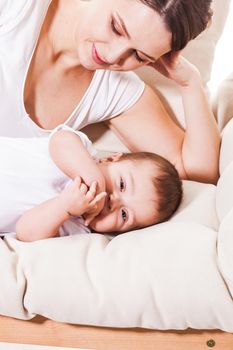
[85,181,98,200]
[91,192,107,206]
[84,213,96,226]
[72,176,82,188]
[80,182,88,193]
[84,192,107,226]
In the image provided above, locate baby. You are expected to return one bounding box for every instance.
[0,126,182,241]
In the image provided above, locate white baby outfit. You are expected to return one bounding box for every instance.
[0,126,95,236]
[0,0,145,138]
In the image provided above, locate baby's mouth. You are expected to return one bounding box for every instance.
[93,194,110,219]
[104,193,110,212]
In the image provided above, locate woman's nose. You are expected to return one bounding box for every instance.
[106,42,130,66]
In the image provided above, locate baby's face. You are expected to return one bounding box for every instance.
[89,158,159,233]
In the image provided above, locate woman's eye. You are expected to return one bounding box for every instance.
[133,51,145,63]
[120,177,125,192]
[111,18,121,36]
[121,209,127,222]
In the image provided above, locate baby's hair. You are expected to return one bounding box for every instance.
[119,151,183,225]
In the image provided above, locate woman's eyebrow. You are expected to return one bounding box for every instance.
[116,12,157,62]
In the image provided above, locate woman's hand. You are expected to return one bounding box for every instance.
[150,52,201,87]
[60,176,106,220]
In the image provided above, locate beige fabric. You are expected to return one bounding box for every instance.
[170,181,218,231]
[219,117,233,174]
[212,72,233,131]
[216,118,233,299]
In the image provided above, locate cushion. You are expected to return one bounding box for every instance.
[218,211,233,297]
[1,220,233,331]
[170,181,218,231]
[216,118,233,299]
[219,118,233,174]
[212,72,233,131]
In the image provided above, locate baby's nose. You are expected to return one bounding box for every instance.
[109,193,120,211]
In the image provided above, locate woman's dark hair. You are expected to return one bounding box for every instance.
[139,0,213,51]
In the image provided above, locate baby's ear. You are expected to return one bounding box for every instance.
[99,152,123,163]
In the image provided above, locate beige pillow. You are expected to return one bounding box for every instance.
[2,220,233,330]
[214,118,233,310]
[212,72,233,130]
[219,117,233,174]
[217,164,233,301]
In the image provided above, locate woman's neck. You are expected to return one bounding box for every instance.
[43,0,82,68]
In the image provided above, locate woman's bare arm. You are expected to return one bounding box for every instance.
[107,55,220,184]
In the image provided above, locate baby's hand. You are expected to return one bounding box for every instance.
[60,176,106,218]
[150,52,201,87]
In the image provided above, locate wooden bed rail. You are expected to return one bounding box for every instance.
[0,315,233,349]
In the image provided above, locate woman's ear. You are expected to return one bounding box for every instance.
[99,152,123,163]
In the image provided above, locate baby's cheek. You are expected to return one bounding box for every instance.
[89,212,118,233]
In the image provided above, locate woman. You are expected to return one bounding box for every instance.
[0,0,219,183]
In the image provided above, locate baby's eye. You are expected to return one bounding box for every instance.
[120,177,125,192]
[121,209,127,222]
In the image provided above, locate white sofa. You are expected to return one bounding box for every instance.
[1,0,233,331]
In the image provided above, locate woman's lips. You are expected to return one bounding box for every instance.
[92,44,106,65]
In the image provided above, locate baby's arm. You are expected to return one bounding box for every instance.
[49,129,106,221]
[49,129,105,191]
[16,177,105,242]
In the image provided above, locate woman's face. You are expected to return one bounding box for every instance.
[76,0,172,71]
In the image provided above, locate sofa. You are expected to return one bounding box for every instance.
[0,0,233,348]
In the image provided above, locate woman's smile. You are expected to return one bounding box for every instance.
[92,44,107,65]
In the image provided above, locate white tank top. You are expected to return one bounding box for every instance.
[0,0,145,137]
